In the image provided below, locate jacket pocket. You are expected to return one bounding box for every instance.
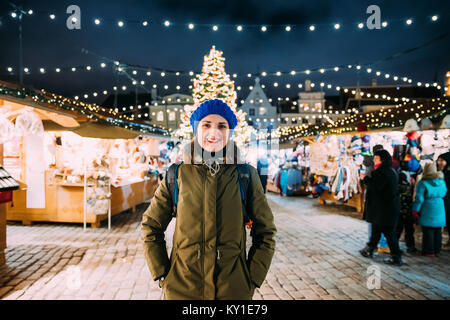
[215,246,253,299]
[162,243,202,299]
[161,249,178,288]
[239,253,254,290]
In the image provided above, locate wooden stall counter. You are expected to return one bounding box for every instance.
[6,171,159,228]
[319,190,365,213]
[0,203,6,265]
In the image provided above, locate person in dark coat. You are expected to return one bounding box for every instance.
[395,170,417,253]
[362,144,384,221]
[257,155,269,193]
[359,150,402,266]
[437,152,450,247]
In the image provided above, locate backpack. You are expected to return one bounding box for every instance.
[165,161,253,228]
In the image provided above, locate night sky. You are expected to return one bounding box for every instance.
[0,0,449,106]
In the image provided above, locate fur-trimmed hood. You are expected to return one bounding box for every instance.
[180,139,246,165]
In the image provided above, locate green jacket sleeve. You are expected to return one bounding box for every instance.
[246,166,277,288]
[141,174,174,281]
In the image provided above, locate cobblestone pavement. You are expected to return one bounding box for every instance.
[0,193,449,300]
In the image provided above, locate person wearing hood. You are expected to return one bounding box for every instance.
[436,152,450,247]
[359,150,402,266]
[141,99,277,300]
[412,162,447,257]
[395,170,417,253]
[257,154,269,193]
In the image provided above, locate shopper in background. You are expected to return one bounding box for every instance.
[362,145,386,251]
[395,170,417,253]
[257,154,269,193]
[412,162,447,257]
[141,99,276,300]
[436,152,450,248]
[359,150,402,266]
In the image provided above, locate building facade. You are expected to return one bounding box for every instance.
[149,93,193,131]
[240,77,278,131]
[279,80,346,128]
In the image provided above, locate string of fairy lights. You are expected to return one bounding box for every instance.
[276,97,450,143]
[69,80,443,118]
[2,56,446,131]
[6,7,445,33]
[69,78,442,101]
[3,7,448,138]
[0,84,170,136]
[4,61,439,89]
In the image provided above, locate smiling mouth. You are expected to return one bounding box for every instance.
[206,137,220,143]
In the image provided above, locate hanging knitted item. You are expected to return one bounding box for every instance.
[404,131,421,173]
[350,135,362,156]
[408,158,421,173]
[361,134,371,155]
[403,118,420,132]
[338,138,346,158]
[404,131,420,160]
[0,115,16,143]
[439,114,450,129]
[420,133,434,160]
[15,110,44,136]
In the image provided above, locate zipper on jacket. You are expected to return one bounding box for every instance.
[197,249,201,260]
[202,169,206,300]
[217,249,221,260]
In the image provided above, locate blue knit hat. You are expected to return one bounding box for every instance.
[190,99,238,135]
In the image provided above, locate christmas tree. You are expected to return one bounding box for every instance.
[176,46,253,146]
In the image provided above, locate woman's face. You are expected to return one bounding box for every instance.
[437,158,447,171]
[373,155,382,167]
[196,114,230,152]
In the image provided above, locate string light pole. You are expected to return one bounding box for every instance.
[10,2,31,85]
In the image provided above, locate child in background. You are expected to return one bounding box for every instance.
[412,162,447,257]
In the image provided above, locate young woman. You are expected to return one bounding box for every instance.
[141,99,277,300]
[412,162,447,257]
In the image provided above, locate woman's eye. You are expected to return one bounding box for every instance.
[219,125,227,129]
[203,124,210,128]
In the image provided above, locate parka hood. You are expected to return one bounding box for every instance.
[180,139,246,165]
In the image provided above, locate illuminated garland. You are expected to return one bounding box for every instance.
[0,85,170,136]
[277,97,450,142]
[6,8,444,33]
[6,62,439,89]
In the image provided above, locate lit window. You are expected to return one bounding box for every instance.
[157,111,164,122]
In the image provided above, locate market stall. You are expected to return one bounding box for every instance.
[3,130,164,228]
[309,124,450,213]
[265,140,311,196]
[0,153,20,265]
[0,93,168,228]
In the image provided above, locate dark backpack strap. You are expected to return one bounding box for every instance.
[166,161,183,217]
[237,164,251,224]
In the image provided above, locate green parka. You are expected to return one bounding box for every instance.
[141,140,276,300]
